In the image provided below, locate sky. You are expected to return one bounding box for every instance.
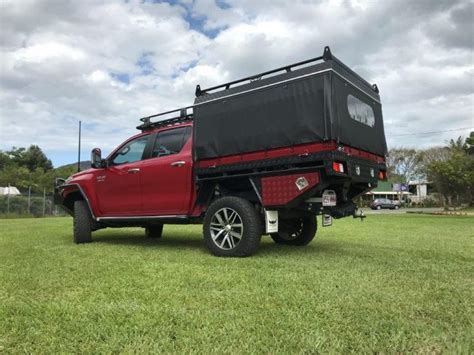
[0,0,473,167]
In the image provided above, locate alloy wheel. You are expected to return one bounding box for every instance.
[279,218,304,240]
[210,207,244,250]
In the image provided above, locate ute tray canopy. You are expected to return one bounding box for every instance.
[138,47,387,160]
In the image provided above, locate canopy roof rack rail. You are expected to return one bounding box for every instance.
[195,46,334,97]
[137,106,194,131]
[137,45,380,131]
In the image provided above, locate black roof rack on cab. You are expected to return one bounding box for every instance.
[137,106,194,131]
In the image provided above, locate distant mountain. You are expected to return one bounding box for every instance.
[57,161,91,171]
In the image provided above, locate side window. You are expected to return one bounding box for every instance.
[152,127,191,158]
[111,136,149,165]
[347,95,375,127]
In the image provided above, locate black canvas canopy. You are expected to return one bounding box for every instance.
[192,47,387,160]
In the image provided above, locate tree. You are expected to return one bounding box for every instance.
[426,135,474,206]
[449,136,465,151]
[6,145,53,172]
[0,165,32,191]
[0,145,74,193]
[464,131,474,155]
[417,146,450,182]
[386,148,422,183]
[0,151,13,171]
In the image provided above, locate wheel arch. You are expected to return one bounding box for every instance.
[62,184,96,219]
[196,177,262,213]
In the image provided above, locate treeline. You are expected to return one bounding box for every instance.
[387,132,473,206]
[0,145,77,194]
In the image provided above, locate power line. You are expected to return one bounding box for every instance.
[390,126,473,137]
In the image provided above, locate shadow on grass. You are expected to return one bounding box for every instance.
[94,233,204,249]
[92,230,348,258]
[259,238,349,256]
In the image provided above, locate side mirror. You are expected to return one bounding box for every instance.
[91,148,104,169]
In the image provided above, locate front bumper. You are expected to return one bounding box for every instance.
[53,178,73,215]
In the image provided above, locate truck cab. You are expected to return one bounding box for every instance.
[56,123,196,219]
[55,47,388,257]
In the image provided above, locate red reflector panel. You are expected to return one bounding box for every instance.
[332,162,344,173]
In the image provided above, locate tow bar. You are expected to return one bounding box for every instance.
[353,209,366,221]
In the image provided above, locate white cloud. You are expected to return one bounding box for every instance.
[0,0,472,166]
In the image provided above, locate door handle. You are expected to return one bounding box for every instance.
[171,161,186,167]
[128,168,140,174]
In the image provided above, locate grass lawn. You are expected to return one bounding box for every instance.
[0,215,472,353]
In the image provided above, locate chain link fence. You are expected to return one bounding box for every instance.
[0,189,66,217]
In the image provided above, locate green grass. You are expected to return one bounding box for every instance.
[0,215,472,353]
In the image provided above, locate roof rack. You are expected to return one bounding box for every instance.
[195,46,333,97]
[137,106,194,131]
[137,46,380,131]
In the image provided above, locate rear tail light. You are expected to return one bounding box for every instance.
[378,171,387,180]
[332,162,345,173]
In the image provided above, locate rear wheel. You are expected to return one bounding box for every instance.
[270,216,317,246]
[73,200,92,244]
[394,205,400,210]
[203,197,262,257]
[145,225,163,238]
[376,205,382,210]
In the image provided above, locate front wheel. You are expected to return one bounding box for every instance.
[73,200,93,244]
[203,197,262,257]
[270,216,317,246]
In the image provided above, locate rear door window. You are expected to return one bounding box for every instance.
[152,126,191,158]
[347,95,375,127]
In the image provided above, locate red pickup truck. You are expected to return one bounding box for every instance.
[55,47,388,257]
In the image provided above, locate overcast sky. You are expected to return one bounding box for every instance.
[0,0,473,167]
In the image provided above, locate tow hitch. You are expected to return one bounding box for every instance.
[353,209,366,221]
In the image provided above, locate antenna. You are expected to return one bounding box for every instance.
[77,120,81,172]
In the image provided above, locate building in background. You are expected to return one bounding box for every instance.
[361,181,438,206]
[363,181,411,205]
[408,180,435,204]
[0,186,21,196]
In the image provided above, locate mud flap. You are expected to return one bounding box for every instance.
[264,210,278,234]
[322,214,333,227]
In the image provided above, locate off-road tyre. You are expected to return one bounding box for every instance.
[73,200,93,244]
[270,216,317,246]
[203,196,262,257]
[145,225,164,238]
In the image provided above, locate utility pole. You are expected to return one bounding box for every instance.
[77,120,82,172]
